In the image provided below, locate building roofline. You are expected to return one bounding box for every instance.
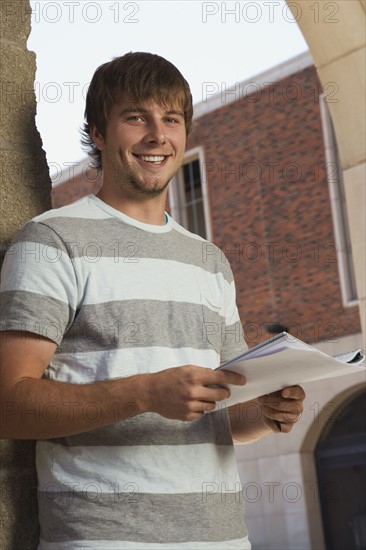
[193,50,313,120]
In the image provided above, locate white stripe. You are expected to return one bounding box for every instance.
[52,346,219,382]
[2,250,229,317]
[224,281,242,326]
[36,442,241,495]
[90,196,173,233]
[38,536,251,549]
[34,196,111,221]
[71,256,228,308]
[1,244,77,308]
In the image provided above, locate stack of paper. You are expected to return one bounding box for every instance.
[215,332,365,408]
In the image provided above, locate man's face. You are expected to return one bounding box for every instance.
[93,98,187,199]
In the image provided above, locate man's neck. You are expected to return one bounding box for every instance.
[96,188,168,226]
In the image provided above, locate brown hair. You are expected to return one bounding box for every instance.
[81,52,193,170]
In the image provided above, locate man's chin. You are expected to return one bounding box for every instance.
[129,177,170,198]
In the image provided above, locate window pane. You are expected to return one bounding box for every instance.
[186,200,206,239]
[180,159,206,239]
[183,160,202,202]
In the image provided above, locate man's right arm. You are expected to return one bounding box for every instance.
[0,331,246,440]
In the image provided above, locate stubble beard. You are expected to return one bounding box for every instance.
[113,159,174,199]
[107,149,181,199]
[127,173,171,198]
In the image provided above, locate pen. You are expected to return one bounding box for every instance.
[274,420,282,432]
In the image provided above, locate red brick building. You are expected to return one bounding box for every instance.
[52,52,362,348]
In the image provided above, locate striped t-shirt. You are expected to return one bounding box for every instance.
[0,195,250,550]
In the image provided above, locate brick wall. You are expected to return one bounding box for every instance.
[52,165,102,207]
[52,65,361,345]
[186,65,360,344]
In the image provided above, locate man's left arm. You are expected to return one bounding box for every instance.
[228,385,306,444]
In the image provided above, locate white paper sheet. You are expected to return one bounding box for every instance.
[214,347,365,410]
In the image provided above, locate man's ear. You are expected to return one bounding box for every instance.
[91,126,105,150]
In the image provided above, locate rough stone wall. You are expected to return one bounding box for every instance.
[0,1,51,548]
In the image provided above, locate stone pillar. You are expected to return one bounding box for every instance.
[0,1,51,548]
[287,0,366,347]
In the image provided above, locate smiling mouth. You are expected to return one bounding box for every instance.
[133,154,168,165]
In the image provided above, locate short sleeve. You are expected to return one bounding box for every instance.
[0,221,78,345]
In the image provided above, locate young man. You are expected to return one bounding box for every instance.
[0,52,305,549]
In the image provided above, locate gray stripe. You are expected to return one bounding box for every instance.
[9,221,69,254]
[38,490,247,543]
[48,410,232,447]
[13,218,233,281]
[0,290,74,345]
[1,294,244,361]
[58,299,225,354]
[220,322,248,363]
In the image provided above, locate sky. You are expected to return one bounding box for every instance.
[28,0,309,181]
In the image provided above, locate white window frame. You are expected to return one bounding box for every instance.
[319,94,358,307]
[169,147,212,241]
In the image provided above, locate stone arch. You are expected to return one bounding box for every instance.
[300,382,365,549]
[301,382,365,453]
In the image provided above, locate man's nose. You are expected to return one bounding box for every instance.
[144,120,166,145]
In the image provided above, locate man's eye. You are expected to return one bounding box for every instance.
[165,117,179,124]
[128,115,143,121]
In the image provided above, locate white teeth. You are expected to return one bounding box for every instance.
[138,155,165,163]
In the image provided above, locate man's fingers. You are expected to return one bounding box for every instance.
[204,373,246,402]
[275,422,293,434]
[212,369,246,387]
[201,401,217,413]
[183,365,245,387]
[261,402,302,423]
[264,399,303,416]
[260,385,306,401]
[255,385,306,433]
[203,385,231,402]
[259,386,306,406]
[281,385,306,400]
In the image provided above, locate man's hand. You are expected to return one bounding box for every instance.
[257,385,306,433]
[147,365,246,421]
[228,385,306,444]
